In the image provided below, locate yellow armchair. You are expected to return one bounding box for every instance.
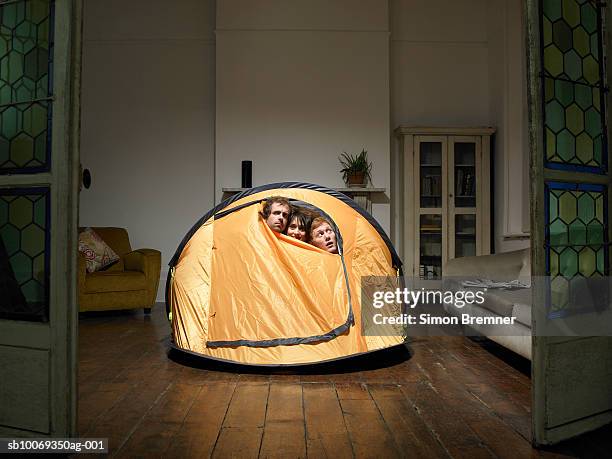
[78,227,161,313]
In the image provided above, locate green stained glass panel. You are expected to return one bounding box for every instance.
[575,133,593,164]
[581,2,597,33]
[543,1,602,83]
[587,220,603,244]
[550,275,569,310]
[555,79,573,107]
[541,0,605,172]
[550,250,559,275]
[557,129,575,161]
[547,185,607,314]
[562,0,580,27]
[546,99,565,133]
[564,50,582,81]
[553,19,572,52]
[543,16,553,47]
[577,190,594,222]
[573,27,589,57]
[545,78,555,102]
[578,246,596,276]
[597,248,604,273]
[547,187,606,276]
[0,0,52,174]
[559,248,579,276]
[574,84,592,109]
[0,187,49,321]
[544,78,604,167]
[565,104,583,135]
[543,0,562,22]
[549,191,558,220]
[544,45,563,77]
[0,101,49,170]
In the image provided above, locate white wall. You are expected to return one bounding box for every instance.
[215,0,391,232]
[391,0,530,254]
[79,0,216,300]
[391,0,490,126]
[79,0,531,305]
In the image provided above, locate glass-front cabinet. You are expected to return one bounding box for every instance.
[395,127,494,279]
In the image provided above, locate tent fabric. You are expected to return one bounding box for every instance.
[167,183,406,366]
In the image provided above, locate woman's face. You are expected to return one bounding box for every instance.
[287,218,307,241]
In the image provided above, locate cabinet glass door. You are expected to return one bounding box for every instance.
[420,142,443,208]
[415,136,447,278]
[454,142,477,208]
[455,214,476,257]
[420,214,442,279]
[449,137,480,262]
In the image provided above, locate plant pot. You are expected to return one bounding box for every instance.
[346,172,366,187]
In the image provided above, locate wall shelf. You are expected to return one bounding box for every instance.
[221,187,386,213]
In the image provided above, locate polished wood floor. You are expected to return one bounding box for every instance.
[77,304,610,458]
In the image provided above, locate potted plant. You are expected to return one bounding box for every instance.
[339,149,372,187]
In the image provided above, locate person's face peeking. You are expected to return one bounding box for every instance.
[266,203,290,232]
[311,223,338,253]
[287,217,307,241]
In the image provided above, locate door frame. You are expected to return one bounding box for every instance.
[525,0,612,445]
[0,0,82,437]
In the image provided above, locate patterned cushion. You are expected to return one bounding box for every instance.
[78,228,120,273]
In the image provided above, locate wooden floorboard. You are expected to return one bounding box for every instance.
[260,385,306,459]
[369,384,448,458]
[75,304,612,458]
[303,383,354,459]
[339,397,400,458]
[164,382,237,458]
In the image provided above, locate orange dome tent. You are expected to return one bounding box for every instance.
[167,183,406,366]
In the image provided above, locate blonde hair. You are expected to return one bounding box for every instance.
[310,217,331,238]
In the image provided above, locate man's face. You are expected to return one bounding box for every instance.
[266,203,290,232]
[311,223,338,253]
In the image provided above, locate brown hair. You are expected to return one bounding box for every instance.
[261,196,292,218]
[286,206,316,240]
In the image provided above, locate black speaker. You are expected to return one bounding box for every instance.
[82,168,92,189]
[241,161,252,188]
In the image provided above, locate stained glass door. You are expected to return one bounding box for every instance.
[0,0,81,437]
[527,0,612,445]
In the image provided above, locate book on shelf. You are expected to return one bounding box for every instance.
[455,169,475,196]
[456,169,463,195]
[419,265,440,279]
[464,172,474,196]
[421,174,441,197]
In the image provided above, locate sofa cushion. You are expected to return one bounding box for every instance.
[517,249,531,286]
[479,288,532,323]
[78,228,120,273]
[85,270,147,293]
[445,248,529,281]
[103,258,125,272]
[512,301,531,327]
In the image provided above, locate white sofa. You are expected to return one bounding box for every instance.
[443,248,532,360]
